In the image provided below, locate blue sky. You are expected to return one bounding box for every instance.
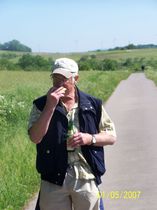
[0,0,157,52]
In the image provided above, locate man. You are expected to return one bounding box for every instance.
[28,58,116,210]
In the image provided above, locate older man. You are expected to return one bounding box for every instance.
[28,58,116,210]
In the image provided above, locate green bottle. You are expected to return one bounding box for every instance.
[67,120,75,151]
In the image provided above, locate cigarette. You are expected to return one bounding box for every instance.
[60,87,67,94]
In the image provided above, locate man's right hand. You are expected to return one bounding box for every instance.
[28,86,67,144]
[45,86,66,109]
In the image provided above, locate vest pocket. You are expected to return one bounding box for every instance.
[36,147,55,174]
[90,147,106,176]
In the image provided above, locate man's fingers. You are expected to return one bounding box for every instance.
[55,86,66,93]
[67,133,83,147]
[49,86,67,98]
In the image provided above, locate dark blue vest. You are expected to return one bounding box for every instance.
[33,88,106,186]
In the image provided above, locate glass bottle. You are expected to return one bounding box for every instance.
[67,120,75,151]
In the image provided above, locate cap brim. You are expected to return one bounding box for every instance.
[52,68,72,78]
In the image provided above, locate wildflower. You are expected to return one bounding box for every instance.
[17,101,25,108]
[0,95,5,102]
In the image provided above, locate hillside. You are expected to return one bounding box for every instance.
[1,48,157,72]
[32,48,157,61]
[1,48,157,61]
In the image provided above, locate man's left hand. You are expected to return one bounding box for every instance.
[67,132,92,148]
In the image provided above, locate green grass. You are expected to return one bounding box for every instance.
[0,70,131,210]
[1,69,157,210]
[93,48,157,61]
[1,48,157,62]
[78,70,131,101]
[0,131,39,210]
[145,69,157,85]
[32,48,157,62]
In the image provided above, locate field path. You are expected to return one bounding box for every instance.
[100,72,157,210]
[23,73,157,210]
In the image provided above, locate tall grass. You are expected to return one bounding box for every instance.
[0,70,131,210]
[145,69,157,85]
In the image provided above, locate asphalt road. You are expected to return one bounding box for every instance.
[100,73,157,210]
[24,73,157,210]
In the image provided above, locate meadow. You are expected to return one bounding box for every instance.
[25,48,157,61]
[1,46,157,209]
[0,70,131,210]
[1,48,157,63]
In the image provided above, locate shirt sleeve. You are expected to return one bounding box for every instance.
[28,104,41,130]
[99,105,117,137]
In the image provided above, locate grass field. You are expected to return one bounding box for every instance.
[1,48,157,63]
[145,69,157,85]
[31,48,157,61]
[0,47,157,209]
[0,70,131,210]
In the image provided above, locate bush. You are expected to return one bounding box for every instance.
[0,53,17,59]
[102,59,119,71]
[0,58,17,70]
[18,54,51,71]
[0,94,26,145]
[78,56,119,71]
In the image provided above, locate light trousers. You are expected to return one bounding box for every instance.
[39,166,100,210]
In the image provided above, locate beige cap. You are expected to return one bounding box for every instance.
[52,58,79,78]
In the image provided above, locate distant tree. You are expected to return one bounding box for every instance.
[126,44,136,50]
[78,56,91,70]
[90,54,96,59]
[0,40,32,52]
[78,56,119,71]
[78,61,91,71]
[0,58,16,70]
[102,59,118,71]
[109,43,157,51]
[18,54,34,69]
[123,58,133,67]
[0,43,3,50]
[34,55,50,69]
[79,55,90,62]
[18,54,50,70]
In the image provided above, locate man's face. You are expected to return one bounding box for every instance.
[52,73,76,94]
[52,74,69,87]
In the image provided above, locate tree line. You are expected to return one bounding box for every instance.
[0,40,31,52]
[77,55,157,71]
[108,43,157,51]
[0,53,157,72]
[0,40,157,71]
[0,53,52,71]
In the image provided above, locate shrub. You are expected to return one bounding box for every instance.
[0,94,26,144]
[0,53,17,59]
[18,54,51,71]
[102,59,119,71]
[0,58,17,70]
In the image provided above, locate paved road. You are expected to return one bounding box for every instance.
[100,73,157,210]
[24,73,157,210]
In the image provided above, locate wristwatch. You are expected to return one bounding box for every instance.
[91,135,96,145]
